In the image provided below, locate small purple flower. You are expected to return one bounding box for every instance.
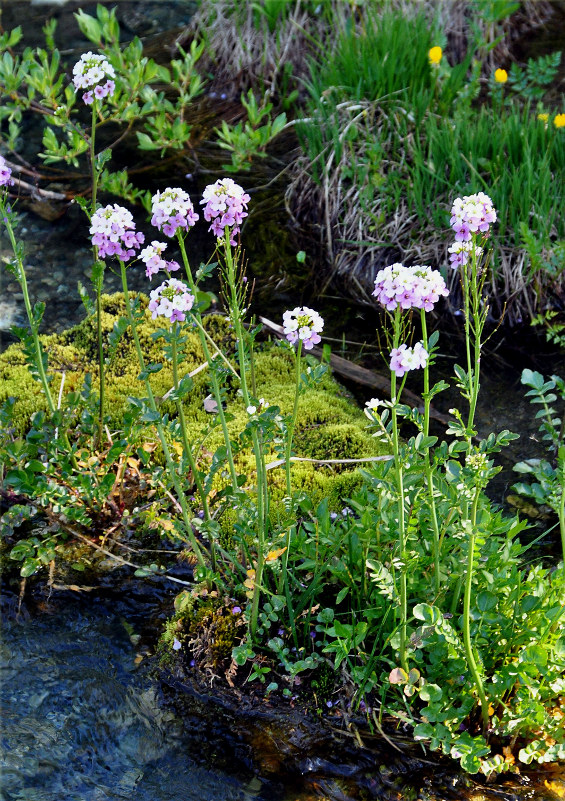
[151,187,199,237]
[148,278,195,323]
[282,307,324,350]
[330,512,338,520]
[0,155,13,187]
[200,178,250,245]
[232,606,242,615]
[172,637,182,651]
[72,52,115,105]
[450,192,497,241]
[447,241,483,270]
[90,204,144,261]
[372,263,449,312]
[389,341,429,378]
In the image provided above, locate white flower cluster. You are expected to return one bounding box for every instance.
[139,240,180,279]
[151,188,199,237]
[148,278,195,323]
[72,52,115,104]
[282,306,324,350]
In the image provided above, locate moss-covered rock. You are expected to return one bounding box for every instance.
[0,292,387,512]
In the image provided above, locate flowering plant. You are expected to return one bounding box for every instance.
[0,155,13,186]
[90,204,144,260]
[282,306,324,350]
[447,240,483,269]
[201,178,250,244]
[151,188,199,237]
[389,342,429,377]
[449,192,497,241]
[140,241,180,279]
[372,263,448,312]
[148,278,195,323]
[72,51,115,105]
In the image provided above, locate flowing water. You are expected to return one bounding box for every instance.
[0,589,291,801]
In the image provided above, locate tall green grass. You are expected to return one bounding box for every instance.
[295,0,565,315]
[406,105,565,244]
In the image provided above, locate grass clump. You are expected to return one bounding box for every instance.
[289,0,564,323]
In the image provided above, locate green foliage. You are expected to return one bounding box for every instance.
[506,51,562,102]
[215,89,287,172]
[512,370,565,552]
[296,2,564,320]
[0,5,286,204]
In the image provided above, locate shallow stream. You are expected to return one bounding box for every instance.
[0,588,290,801]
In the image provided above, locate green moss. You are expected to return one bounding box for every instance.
[0,293,386,512]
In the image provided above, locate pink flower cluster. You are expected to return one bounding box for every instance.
[139,240,180,279]
[389,342,429,378]
[0,155,13,187]
[148,278,195,323]
[372,263,449,312]
[447,240,483,270]
[151,188,199,237]
[282,307,324,350]
[90,204,145,260]
[201,178,250,245]
[450,192,497,242]
[72,52,115,105]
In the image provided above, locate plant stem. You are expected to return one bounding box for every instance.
[285,340,302,497]
[559,452,565,580]
[5,221,56,415]
[171,330,216,573]
[420,310,441,596]
[89,101,106,449]
[467,240,482,433]
[176,232,240,493]
[463,489,490,731]
[222,230,268,637]
[3,203,76,459]
[119,260,207,572]
[391,309,408,673]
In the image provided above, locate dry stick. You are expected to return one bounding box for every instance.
[61,525,193,587]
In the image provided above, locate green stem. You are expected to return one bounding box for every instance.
[90,101,105,448]
[285,340,302,497]
[171,330,216,573]
[119,260,207,572]
[463,489,490,731]
[3,203,76,459]
[176,232,239,493]
[7,235,55,414]
[467,239,482,433]
[420,311,441,597]
[391,309,408,674]
[559,468,565,581]
[222,230,268,637]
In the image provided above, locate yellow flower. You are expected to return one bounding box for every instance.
[428,46,442,66]
[555,113,565,128]
[537,113,549,122]
[494,68,508,84]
